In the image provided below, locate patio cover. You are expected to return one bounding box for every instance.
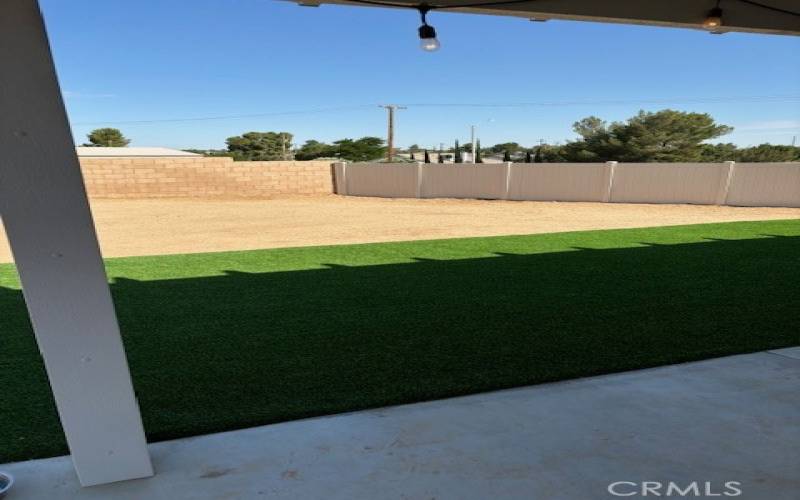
[289,0,800,36]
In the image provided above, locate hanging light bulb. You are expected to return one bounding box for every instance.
[419,24,440,51]
[703,1,723,29]
[417,5,440,52]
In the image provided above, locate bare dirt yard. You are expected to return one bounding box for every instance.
[1,195,799,263]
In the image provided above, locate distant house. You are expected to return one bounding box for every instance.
[76,147,200,157]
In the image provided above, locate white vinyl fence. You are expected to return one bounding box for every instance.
[335,162,420,198]
[508,163,613,202]
[609,162,732,205]
[333,162,800,208]
[725,163,800,207]
[422,163,508,199]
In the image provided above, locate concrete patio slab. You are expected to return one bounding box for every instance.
[769,346,800,360]
[3,350,799,499]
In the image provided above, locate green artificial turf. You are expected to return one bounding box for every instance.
[2,220,799,462]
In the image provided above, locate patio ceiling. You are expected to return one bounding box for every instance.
[289,0,800,36]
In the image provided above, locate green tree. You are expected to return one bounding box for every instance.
[334,137,385,162]
[454,140,463,163]
[694,142,800,162]
[736,144,800,162]
[540,144,568,162]
[572,116,607,140]
[424,150,431,163]
[294,139,335,161]
[530,144,567,162]
[183,149,234,158]
[697,143,738,162]
[474,139,483,163]
[226,131,294,161]
[503,150,512,162]
[293,136,388,162]
[491,142,522,155]
[562,110,733,162]
[84,128,130,147]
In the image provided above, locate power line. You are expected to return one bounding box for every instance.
[70,95,800,126]
[403,95,800,108]
[70,104,377,126]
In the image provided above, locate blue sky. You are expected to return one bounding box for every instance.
[42,0,800,149]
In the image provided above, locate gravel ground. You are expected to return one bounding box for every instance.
[1,195,799,262]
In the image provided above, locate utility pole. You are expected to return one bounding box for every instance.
[469,119,494,162]
[379,104,406,162]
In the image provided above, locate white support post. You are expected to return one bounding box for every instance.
[603,161,618,203]
[0,0,153,487]
[716,161,735,206]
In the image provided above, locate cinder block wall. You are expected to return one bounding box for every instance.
[80,157,334,198]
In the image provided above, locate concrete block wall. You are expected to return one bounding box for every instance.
[80,157,334,198]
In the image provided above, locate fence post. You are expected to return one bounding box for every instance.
[603,161,618,202]
[716,161,735,206]
[342,162,348,196]
[416,161,424,198]
[504,161,513,200]
[333,162,348,195]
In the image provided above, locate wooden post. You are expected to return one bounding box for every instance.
[0,0,153,486]
[380,105,405,163]
[387,106,395,162]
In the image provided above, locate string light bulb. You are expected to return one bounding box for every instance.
[703,1,723,29]
[417,5,440,52]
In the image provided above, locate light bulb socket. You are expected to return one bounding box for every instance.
[419,24,437,40]
[703,7,723,28]
[417,4,439,51]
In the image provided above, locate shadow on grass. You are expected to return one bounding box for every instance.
[2,234,799,462]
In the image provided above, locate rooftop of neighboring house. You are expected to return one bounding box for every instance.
[76,147,200,157]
